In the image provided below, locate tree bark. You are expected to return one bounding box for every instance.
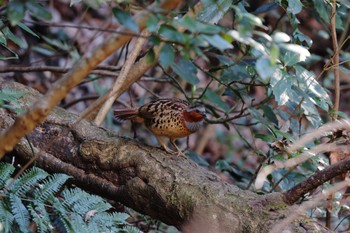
[0,79,332,233]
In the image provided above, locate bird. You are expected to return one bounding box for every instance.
[114,98,206,156]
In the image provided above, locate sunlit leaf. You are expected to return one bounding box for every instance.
[279,43,310,62]
[272,32,290,43]
[256,56,277,81]
[198,0,232,24]
[295,65,332,110]
[200,34,233,51]
[270,72,293,106]
[177,16,221,34]
[287,0,303,14]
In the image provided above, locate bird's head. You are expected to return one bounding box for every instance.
[184,105,206,123]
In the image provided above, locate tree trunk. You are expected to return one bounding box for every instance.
[0,79,331,233]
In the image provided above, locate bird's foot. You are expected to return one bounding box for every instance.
[176,150,187,157]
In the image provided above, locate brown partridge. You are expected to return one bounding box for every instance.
[114,98,206,156]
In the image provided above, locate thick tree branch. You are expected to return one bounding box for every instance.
[0,80,332,233]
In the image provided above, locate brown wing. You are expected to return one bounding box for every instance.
[138,98,189,120]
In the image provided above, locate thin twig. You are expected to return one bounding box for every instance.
[331,0,340,118]
[94,30,149,126]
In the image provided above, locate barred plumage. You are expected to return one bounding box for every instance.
[114,98,206,156]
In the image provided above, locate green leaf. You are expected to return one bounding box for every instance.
[198,0,233,24]
[159,24,186,43]
[313,0,331,22]
[249,107,270,127]
[279,43,310,62]
[255,133,276,142]
[281,51,302,66]
[270,44,279,66]
[7,0,26,26]
[2,27,28,49]
[177,16,222,34]
[17,22,39,38]
[146,14,159,33]
[294,28,313,47]
[295,65,332,110]
[261,105,278,127]
[159,44,175,69]
[255,56,277,81]
[204,89,229,112]
[270,73,293,106]
[200,34,233,51]
[112,8,139,33]
[171,57,199,85]
[292,85,322,127]
[145,48,155,64]
[252,2,279,14]
[26,1,52,21]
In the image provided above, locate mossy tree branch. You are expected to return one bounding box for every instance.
[0,79,331,233]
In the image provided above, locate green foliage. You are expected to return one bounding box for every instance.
[112,8,139,33]
[0,163,142,233]
[1,0,51,59]
[0,89,26,114]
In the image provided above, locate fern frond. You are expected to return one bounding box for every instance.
[0,89,26,114]
[89,212,129,228]
[122,225,144,233]
[11,166,49,196]
[57,212,90,233]
[0,162,15,188]
[28,204,51,233]
[0,201,14,233]
[9,193,30,232]
[34,173,70,202]
[62,188,112,215]
[0,88,25,100]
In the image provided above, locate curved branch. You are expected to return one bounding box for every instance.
[283,156,350,205]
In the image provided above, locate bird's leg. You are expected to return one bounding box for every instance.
[155,135,175,154]
[170,138,186,157]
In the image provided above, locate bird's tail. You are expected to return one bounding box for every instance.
[114,108,143,123]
